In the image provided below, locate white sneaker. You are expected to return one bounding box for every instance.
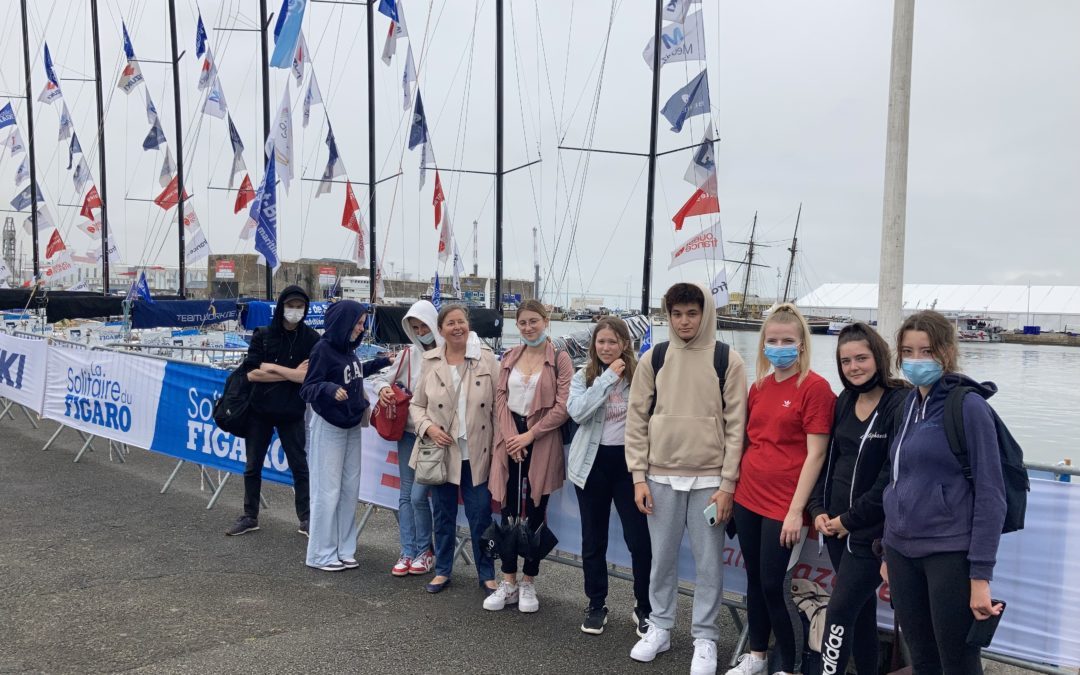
[629,621,671,663]
[690,639,718,675]
[518,580,539,613]
[482,580,518,611]
[724,654,767,675]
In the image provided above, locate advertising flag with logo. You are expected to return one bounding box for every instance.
[669,220,724,270]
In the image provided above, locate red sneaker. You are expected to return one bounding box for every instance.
[409,549,434,575]
[391,556,412,577]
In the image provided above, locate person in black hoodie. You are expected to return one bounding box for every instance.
[226,285,320,537]
[300,300,391,571]
[807,322,908,674]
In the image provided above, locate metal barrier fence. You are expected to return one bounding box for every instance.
[101,342,249,368]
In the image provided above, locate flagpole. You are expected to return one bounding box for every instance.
[259,0,273,300]
[366,0,377,303]
[641,0,663,316]
[90,0,110,294]
[167,0,186,298]
[19,0,40,280]
[494,0,504,314]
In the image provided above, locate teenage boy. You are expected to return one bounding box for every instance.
[226,285,321,537]
[625,282,748,675]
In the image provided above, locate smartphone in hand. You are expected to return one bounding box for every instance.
[966,599,1006,648]
[704,502,718,527]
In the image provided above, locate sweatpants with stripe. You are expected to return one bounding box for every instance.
[305,412,363,568]
[645,479,725,642]
[733,502,805,673]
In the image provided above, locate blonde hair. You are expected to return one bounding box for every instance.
[755,303,813,387]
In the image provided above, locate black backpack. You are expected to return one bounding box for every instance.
[213,367,254,439]
[647,340,730,415]
[943,385,1029,533]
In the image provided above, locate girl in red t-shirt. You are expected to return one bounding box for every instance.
[727,304,835,675]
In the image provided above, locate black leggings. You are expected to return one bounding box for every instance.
[734,502,803,674]
[821,537,881,674]
[884,547,983,675]
[500,414,550,577]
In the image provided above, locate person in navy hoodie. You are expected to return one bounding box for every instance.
[882,310,1006,673]
[300,300,391,572]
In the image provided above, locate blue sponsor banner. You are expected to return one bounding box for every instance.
[151,361,294,486]
[242,300,328,330]
[131,299,240,329]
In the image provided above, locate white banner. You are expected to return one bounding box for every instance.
[0,333,48,413]
[642,9,706,70]
[669,220,723,269]
[42,347,166,448]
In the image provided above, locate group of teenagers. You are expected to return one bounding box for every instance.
[228,281,1008,675]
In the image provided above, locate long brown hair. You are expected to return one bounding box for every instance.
[836,322,907,390]
[755,303,813,387]
[585,317,636,387]
[515,299,549,320]
[895,310,959,373]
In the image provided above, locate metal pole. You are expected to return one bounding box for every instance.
[532,226,540,300]
[876,0,915,343]
[366,0,377,302]
[90,0,110,294]
[18,0,40,279]
[641,0,663,315]
[494,0,504,313]
[781,202,801,303]
[167,0,186,297]
[739,212,758,318]
[259,0,273,300]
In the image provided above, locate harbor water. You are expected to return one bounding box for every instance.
[510,321,1076,467]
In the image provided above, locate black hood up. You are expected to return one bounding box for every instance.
[272,284,311,330]
[322,300,370,351]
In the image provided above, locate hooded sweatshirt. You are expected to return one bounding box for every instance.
[882,373,1006,580]
[300,300,391,429]
[370,300,442,434]
[241,285,321,421]
[624,282,748,491]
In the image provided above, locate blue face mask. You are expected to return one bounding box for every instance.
[763,344,800,369]
[417,331,436,346]
[901,358,943,387]
[522,332,547,348]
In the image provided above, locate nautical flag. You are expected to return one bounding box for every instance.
[143,118,166,150]
[317,125,346,196]
[375,255,386,300]
[46,229,66,259]
[643,10,705,70]
[227,115,246,187]
[202,77,228,119]
[432,171,445,228]
[197,48,217,90]
[341,181,361,232]
[101,236,123,266]
[271,0,308,69]
[131,271,154,304]
[38,43,63,103]
[195,12,209,58]
[353,227,366,267]
[10,182,43,211]
[381,10,408,65]
[234,174,256,213]
[660,69,710,133]
[159,147,176,188]
[710,267,729,309]
[0,103,14,131]
[669,219,723,269]
[452,239,464,296]
[68,132,82,170]
[265,86,293,192]
[437,214,453,262]
[44,249,75,283]
[77,217,102,240]
[58,103,73,141]
[638,324,652,357]
[144,90,158,124]
[154,175,188,210]
[15,156,29,185]
[80,186,102,220]
[662,0,701,24]
[402,47,417,110]
[671,187,719,231]
[122,22,137,59]
[303,72,323,128]
[240,172,265,240]
[431,272,441,310]
[292,31,309,85]
[408,91,428,150]
[180,209,210,265]
[378,0,399,23]
[254,143,280,271]
[117,60,144,94]
[67,279,91,292]
[684,122,717,194]
[4,128,25,156]
[0,258,9,288]
[419,139,433,188]
[22,204,56,235]
[73,157,91,193]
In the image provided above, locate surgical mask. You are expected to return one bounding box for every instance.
[901,359,943,387]
[522,332,548,348]
[283,308,305,324]
[417,331,436,346]
[763,344,800,369]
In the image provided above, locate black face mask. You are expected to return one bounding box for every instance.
[842,372,880,394]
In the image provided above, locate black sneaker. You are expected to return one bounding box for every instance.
[226,516,259,536]
[298,521,309,537]
[632,606,650,638]
[581,605,608,635]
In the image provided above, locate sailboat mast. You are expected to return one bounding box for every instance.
[641,0,663,316]
[259,0,273,300]
[738,211,758,317]
[89,0,110,294]
[781,202,801,303]
[167,0,186,297]
[366,1,377,302]
[18,0,40,279]
[494,0,504,313]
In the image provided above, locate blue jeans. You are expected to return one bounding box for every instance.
[396,432,433,558]
[305,412,363,568]
[431,460,495,583]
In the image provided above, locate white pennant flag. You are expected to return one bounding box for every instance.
[375,255,386,300]
[683,122,717,195]
[160,147,176,188]
[642,10,706,70]
[73,157,91,193]
[264,86,294,193]
[77,218,102,240]
[44,250,76,283]
[202,76,228,119]
[292,32,309,85]
[402,47,417,110]
[14,155,29,185]
[144,89,158,124]
[353,230,366,267]
[710,267,729,310]
[22,204,56,235]
[0,257,11,287]
[381,10,409,65]
[303,73,323,128]
[67,278,91,292]
[419,140,433,188]
[669,220,724,270]
[176,209,210,265]
[5,128,26,156]
[197,48,217,91]
[662,0,701,24]
[437,213,453,263]
[58,103,73,141]
[452,238,464,295]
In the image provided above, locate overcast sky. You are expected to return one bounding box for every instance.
[1,0,1077,307]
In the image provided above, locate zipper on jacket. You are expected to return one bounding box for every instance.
[847,410,879,554]
[891,398,918,486]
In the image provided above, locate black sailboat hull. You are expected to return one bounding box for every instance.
[717,315,830,334]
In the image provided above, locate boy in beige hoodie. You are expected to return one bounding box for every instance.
[625,282,747,675]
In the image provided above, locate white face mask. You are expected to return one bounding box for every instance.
[417,332,436,345]
[283,308,305,324]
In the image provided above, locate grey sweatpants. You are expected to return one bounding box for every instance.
[646,479,725,642]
